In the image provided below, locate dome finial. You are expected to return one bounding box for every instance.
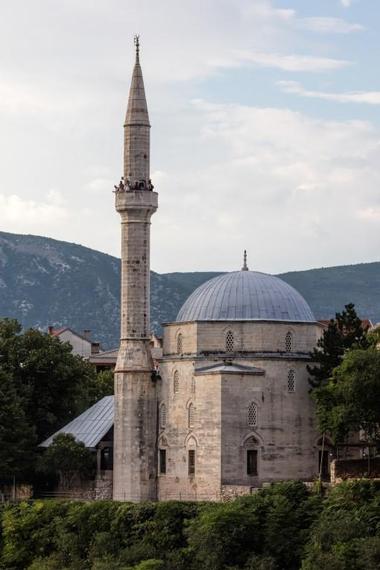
[242,250,249,271]
[134,34,140,63]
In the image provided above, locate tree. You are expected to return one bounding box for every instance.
[38,433,95,489]
[0,318,111,480]
[87,369,114,405]
[302,481,380,570]
[186,502,261,570]
[0,369,36,479]
[0,320,98,441]
[313,349,380,445]
[308,303,369,388]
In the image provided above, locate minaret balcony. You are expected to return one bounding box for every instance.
[115,189,158,214]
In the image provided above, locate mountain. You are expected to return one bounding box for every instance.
[0,231,379,348]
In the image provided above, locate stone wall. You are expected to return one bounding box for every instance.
[220,485,255,502]
[163,320,322,356]
[0,484,33,502]
[157,359,222,501]
[219,358,318,486]
[158,318,321,501]
[331,458,380,485]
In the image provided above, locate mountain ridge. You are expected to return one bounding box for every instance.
[0,230,379,348]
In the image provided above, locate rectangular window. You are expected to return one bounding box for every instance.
[159,449,166,474]
[247,450,258,476]
[188,450,195,476]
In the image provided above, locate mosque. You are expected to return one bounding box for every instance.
[111,37,324,502]
[43,38,325,502]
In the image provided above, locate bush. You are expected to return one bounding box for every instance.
[38,434,96,489]
[0,481,379,570]
[302,481,380,570]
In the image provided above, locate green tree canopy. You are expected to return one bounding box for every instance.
[308,303,369,389]
[0,318,113,481]
[0,369,36,479]
[313,348,380,444]
[38,433,95,488]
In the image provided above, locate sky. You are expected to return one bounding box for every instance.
[0,0,380,274]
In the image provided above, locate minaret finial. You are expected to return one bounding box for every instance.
[242,249,249,271]
[134,34,140,63]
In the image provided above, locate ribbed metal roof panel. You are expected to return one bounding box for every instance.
[176,271,315,323]
[40,396,114,449]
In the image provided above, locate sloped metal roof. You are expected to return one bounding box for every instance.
[40,396,114,449]
[176,270,315,323]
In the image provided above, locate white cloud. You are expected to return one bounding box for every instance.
[150,99,380,272]
[0,0,374,273]
[341,0,353,7]
[242,2,363,35]
[278,81,380,105]
[299,17,363,34]
[236,51,350,72]
[358,208,380,221]
[0,191,68,229]
[0,79,87,116]
[84,178,115,194]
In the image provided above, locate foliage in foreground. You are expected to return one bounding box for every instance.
[307,303,370,389]
[0,318,113,481]
[38,434,96,489]
[1,481,380,570]
[313,348,380,444]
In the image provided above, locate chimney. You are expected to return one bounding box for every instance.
[91,342,100,355]
[48,326,54,335]
[83,329,91,341]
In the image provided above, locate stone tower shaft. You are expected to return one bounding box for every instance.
[113,37,158,502]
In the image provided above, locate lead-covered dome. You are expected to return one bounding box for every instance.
[176,271,315,323]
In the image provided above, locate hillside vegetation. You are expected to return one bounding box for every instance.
[0,231,379,348]
[1,481,380,569]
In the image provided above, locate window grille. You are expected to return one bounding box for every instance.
[173,370,179,394]
[247,450,258,476]
[188,403,195,428]
[247,402,257,427]
[191,376,196,394]
[225,330,234,352]
[159,449,166,474]
[160,404,166,429]
[285,332,293,352]
[287,370,296,392]
[177,333,183,355]
[188,449,195,475]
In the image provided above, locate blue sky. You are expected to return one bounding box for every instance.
[0,0,379,273]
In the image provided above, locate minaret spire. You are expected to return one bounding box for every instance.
[242,250,249,271]
[124,34,150,188]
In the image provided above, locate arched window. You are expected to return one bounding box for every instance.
[188,449,195,475]
[285,331,293,352]
[191,376,196,394]
[159,449,167,474]
[287,370,296,392]
[243,436,259,477]
[160,403,166,429]
[186,435,197,476]
[173,370,179,394]
[247,402,257,427]
[177,333,183,355]
[225,330,234,352]
[188,403,195,428]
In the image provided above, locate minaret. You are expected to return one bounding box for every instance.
[113,36,158,502]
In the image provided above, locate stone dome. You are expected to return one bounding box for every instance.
[176,270,315,323]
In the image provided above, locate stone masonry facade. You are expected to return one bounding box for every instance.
[113,40,328,503]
